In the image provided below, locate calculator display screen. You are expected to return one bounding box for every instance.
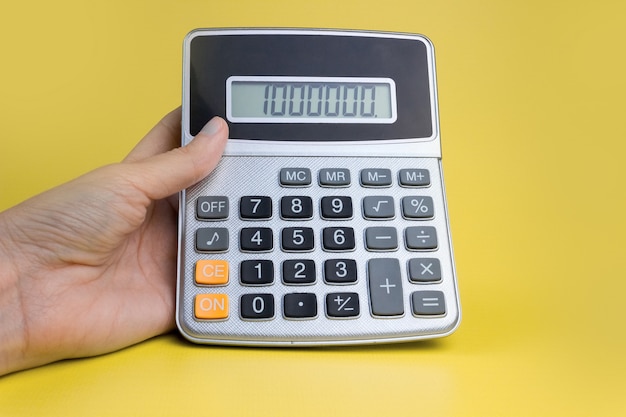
[227,77,397,124]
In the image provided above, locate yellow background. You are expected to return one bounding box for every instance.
[1,0,625,415]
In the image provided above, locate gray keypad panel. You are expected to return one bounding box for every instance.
[179,156,459,345]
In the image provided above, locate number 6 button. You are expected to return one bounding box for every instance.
[322,227,355,251]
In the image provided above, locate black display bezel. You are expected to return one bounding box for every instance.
[188,33,434,141]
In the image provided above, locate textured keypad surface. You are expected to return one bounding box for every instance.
[177,156,459,345]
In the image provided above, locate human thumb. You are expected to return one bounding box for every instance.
[127,116,228,201]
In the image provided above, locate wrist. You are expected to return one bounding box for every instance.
[0,210,29,376]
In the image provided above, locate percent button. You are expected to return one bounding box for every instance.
[402,196,434,219]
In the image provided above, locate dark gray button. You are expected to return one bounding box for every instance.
[281,227,315,252]
[326,292,360,318]
[240,228,273,252]
[240,260,274,285]
[283,293,317,319]
[197,196,229,220]
[282,259,316,285]
[321,196,353,219]
[324,259,358,284]
[281,196,313,219]
[367,259,404,316]
[280,168,311,186]
[240,294,275,320]
[399,169,430,187]
[411,291,446,316]
[196,228,229,252]
[362,196,395,219]
[319,168,351,187]
[365,227,398,251]
[408,258,441,283]
[240,196,272,219]
[405,226,438,250]
[360,169,392,187]
[401,196,434,219]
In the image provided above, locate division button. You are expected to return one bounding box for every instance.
[405,226,438,250]
[367,258,404,316]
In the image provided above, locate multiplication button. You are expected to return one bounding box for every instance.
[408,258,441,283]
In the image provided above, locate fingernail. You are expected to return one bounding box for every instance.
[199,117,223,136]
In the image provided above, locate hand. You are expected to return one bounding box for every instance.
[0,108,228,375]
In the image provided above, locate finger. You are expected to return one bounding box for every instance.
[125,116,228,201]
[124,107,182,163]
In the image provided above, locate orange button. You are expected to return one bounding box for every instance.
[195,260,229,285]
[194,294,229,319]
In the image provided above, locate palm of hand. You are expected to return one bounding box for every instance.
[0,109,227,373]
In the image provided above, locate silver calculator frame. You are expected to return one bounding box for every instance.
[177,28,461,346]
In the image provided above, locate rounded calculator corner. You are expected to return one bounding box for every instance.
[175,312,200,344]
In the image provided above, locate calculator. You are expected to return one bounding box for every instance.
[176,28,460,345]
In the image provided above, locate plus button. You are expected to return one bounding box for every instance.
[379,278,397,294]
